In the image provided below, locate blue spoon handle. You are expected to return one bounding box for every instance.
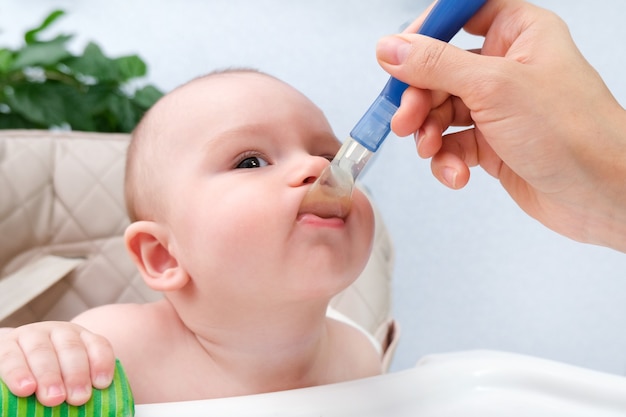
[351,0,487,151]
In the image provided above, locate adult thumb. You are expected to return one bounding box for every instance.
[376,34,489,102]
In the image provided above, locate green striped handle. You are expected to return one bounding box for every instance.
[0,359,134,417]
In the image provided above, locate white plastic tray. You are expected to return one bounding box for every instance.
[136,350,626,416]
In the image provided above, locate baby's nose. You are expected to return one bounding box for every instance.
[293,155,330,186]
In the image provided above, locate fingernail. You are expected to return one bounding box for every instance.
[18,377,35,390]
[415,128,426,156]
[442,167,458,189]
[377,36,411,65]
[46,384,65,399]
[94,373,112,389]
[69,384,90,401]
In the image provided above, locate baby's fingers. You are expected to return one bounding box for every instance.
[80,330,115,390]
[8,327,68,406]
[0,337,37,397]
[49,325,103,406]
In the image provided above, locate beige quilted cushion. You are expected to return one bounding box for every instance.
[0,130,396,362]
[0,130,160,326]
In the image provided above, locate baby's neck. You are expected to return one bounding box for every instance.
[164,297,336,394]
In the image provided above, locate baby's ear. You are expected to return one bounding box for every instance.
[124,221,189,291]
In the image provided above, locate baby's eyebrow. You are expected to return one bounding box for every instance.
[201,124,270,152]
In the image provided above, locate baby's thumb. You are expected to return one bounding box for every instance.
[376,34,486,102]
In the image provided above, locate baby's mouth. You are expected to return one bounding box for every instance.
[298,162,355,220]
[297,187,352,220]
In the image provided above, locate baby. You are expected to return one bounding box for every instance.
[0,69,381,406]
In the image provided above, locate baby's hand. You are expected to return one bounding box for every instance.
[0,322,115,407]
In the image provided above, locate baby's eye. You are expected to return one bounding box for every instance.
[236,155,269,169]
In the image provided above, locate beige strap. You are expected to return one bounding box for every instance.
[0,255,83,321]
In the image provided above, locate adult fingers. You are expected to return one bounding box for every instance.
[390,86,431,138]
[415,95,474,159]
[376,33,500,108]
[430,129,478,189]
[430,127,504,189]
[390,81,462,131]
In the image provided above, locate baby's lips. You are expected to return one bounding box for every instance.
[299,184,352,219]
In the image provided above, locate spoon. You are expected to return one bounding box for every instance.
[300,137,373,217]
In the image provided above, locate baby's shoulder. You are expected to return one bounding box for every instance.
[71,300,183,366]
[71,301,176,349]
[72,302,151,330]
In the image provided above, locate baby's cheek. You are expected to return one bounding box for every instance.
[351,191,376,253]
[355,191,375,227]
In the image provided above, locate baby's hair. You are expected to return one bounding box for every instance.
[124,67,275,222]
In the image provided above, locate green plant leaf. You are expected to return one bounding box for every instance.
[71,84,120,131]
[106,93,137,132]
[115,55,146,81]
[81,83,116,114]
[5,82,72,126]
[0,49,14,73]
[56,85,99,131]
[10,35,72,70]
[24,10,66,45]
[0,9,162,132]
[132,85,163,108]
[64,42,119,82]
[0,112,41,129]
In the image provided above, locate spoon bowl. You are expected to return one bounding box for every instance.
[300,163,354,218]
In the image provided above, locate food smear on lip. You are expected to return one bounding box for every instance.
[299,163,354,221]
[298,196,351,219]
[298,195,352,227]
[298,186,352,223]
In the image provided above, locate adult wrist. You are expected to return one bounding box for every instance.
[581,106,626,252]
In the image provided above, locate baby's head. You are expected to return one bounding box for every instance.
[123,69,375,308]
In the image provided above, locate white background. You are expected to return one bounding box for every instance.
[2,0,626,375]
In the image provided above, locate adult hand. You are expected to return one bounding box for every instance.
[376,0,626,252]
[0,322,115,406]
